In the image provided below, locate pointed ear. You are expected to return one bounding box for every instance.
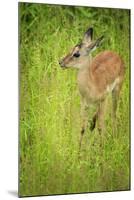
[89,35,104,52]
[82,27,93,45]
[94,35,104,47]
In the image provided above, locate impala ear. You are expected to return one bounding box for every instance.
[94,35,104,47]
[82,27,93,45]
[89,35,104,52]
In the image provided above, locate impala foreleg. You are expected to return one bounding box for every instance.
[79,98,88,149]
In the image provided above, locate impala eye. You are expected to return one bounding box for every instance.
[73,52,80,58]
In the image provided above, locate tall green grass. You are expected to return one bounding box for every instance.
[19,3,130,197]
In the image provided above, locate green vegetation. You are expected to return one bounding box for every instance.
[19,3,130,197]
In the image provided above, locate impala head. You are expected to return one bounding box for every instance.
[59,27,104,69]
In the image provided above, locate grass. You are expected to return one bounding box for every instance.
[19,3,130,197]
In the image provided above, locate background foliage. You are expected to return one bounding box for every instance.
[19,3,130,197]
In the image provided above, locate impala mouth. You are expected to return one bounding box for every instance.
[60,64,66,69]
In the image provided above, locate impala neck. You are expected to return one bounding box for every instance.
[78,54,92,72]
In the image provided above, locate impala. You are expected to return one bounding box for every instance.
[59,27,125,148]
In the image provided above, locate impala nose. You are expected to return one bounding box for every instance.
[59,60,65,68]
[59,60,62,65]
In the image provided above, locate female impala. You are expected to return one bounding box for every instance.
[59,27,125,148]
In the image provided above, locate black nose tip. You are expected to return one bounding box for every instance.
[59,60,65,67]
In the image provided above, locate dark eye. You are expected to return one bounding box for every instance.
[73,52,80,58]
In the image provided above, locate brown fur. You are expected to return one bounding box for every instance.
[59,28,125,149]
[90,51,125,94]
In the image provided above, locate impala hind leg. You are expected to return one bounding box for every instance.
[96,100,107,148]
[90,111,98,131]
[112,84,122,118]
[97,100,106,134]
[112,82,122,135]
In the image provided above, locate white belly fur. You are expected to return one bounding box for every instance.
[106,77,120,93]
